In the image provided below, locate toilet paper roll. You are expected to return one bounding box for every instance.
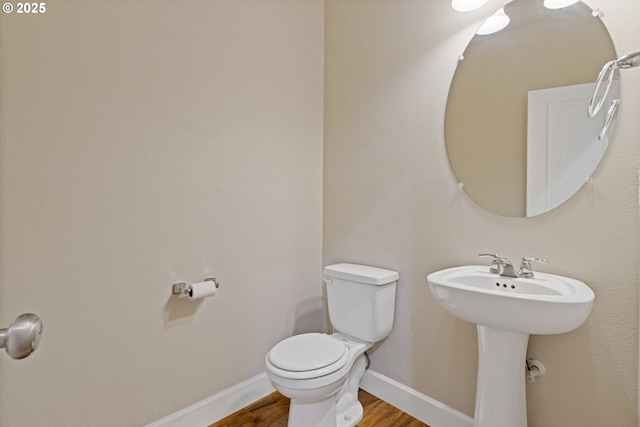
[189,281,217,299]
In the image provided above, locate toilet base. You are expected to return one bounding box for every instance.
[283,354,369,427]
[335,354,367,427]
[289,396,338,427]
[286,354,367,427]
[336,400,363,427]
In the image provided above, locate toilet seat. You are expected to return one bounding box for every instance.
[267,333,350,380]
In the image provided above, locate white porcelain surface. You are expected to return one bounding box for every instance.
[268,333,347,373]
[428,264,595,427]
[323,263,399,285]
[267,334,351,381]
[323,263,398,343]
[266,263,398,427]
[427,265,594,335]
[265,333,371,427]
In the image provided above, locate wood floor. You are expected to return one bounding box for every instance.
[209,389,430,427]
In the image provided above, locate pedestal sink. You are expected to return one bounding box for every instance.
[427,265,594,427]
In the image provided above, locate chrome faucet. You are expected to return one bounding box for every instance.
[517,257,547,278]
[498,257,518,277]
[478,253,500,274]
[479,254,547,278]
[479,254,516,277]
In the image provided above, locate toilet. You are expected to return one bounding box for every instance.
[265,263,398,427]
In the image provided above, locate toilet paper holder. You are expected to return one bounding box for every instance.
[172,277,220,296]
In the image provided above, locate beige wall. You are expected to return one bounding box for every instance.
[0,1,323,426]
[324,0,639,426]
[2,0,638,426]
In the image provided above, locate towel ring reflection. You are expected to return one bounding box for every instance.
[587,60,616,118]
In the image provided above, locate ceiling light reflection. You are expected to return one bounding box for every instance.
[451,0,489,12]
[543,0,580,9]
[476,8,510,35]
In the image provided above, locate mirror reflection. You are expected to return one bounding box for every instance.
[445,0,617,217]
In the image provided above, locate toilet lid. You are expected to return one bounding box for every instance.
[268,333,347,372]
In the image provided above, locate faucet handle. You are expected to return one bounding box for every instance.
[498,256,513,265]
[478,253,500,274]
[519,257,547,278]
[521,256,547,268]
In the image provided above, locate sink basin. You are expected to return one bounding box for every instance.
[427,264,595,427]
[427,265,594,335]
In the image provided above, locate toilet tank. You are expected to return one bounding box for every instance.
[323,263,398,343]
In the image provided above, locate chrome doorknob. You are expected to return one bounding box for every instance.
[0,313,43,359]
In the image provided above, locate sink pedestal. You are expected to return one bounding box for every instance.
[427,265,595,427]
[474,326,529,427]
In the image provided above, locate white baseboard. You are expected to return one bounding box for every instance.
[146,369,473,427]
[361,370,474,427]
[145,373,275,427]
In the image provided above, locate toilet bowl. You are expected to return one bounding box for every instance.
[265,263,398,427]
[266,332,370,427]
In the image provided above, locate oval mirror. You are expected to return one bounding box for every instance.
[445,0,618,217]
